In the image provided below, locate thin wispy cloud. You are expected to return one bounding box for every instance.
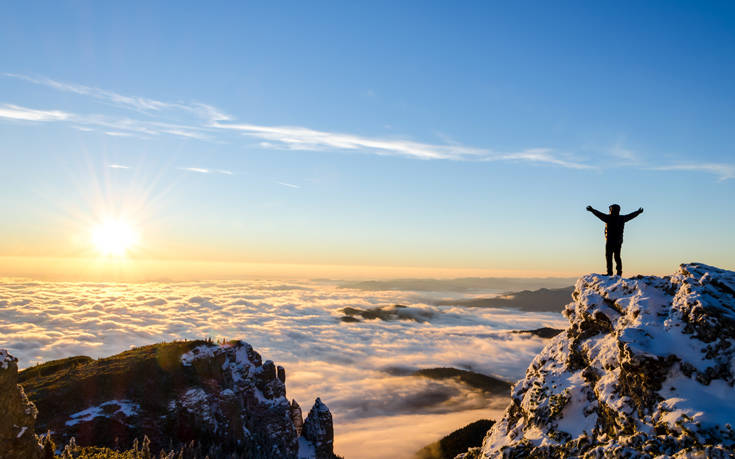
[107,164,130,169]
[179,167,233,175]
[0,104,70,121]
[180,167,210,174]
[653,163,735,181]
[492,149,595,170]
[276,181,301,189]
[215,122,491,160]
[216,121,593,168]
[607,144,640,165]
[104,131,134,137]
[4,73,230,122]
[0,102,206,140]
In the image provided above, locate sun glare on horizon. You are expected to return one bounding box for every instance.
[91,219,140,257]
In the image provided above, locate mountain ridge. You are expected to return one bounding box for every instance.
[10,340,338,458]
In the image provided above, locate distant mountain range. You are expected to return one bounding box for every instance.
[338,277,576,293]
[436,286,574,312]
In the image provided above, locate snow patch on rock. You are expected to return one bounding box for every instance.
[65,400,140,426]
[1,348,14,369]
[175,340,335,458]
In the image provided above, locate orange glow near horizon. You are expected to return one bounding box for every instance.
[0,255,606,282]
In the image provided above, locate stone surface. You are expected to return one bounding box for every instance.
[291,399,304,436]
[460,263,735,458]
[0,349,43,459]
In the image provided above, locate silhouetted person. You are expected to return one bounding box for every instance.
[586,204,643,276]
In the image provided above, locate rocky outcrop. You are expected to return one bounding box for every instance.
[417,419,495,459]
[18,340,336,458]
[291,399,304,436]
[462,263,735,458]
[302,398,335,459]
[0,349,43,459]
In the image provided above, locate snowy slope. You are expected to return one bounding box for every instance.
[462,263,735,458]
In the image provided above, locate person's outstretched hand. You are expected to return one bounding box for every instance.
[638,207,644,213]
[586,205,593,211]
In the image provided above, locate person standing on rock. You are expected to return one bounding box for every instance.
[586,204,643,276]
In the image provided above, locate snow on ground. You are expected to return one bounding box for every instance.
[0,278,566,458]
[297,436,316,459]
[65,400,140,426]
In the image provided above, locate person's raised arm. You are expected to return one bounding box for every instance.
[624,207,644,222]
[586,205,608,222]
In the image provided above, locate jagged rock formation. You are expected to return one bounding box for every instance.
[18,340,337,458]
[461,263,735,458]
[0,349,43,459]
[302,398,334,459]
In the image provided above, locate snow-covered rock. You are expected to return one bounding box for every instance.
[463,263,735,458]
[302,397,335,459]
[175,341,300,456]
[0,349,43,459]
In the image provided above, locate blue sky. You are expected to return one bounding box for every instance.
[1,1,734,278]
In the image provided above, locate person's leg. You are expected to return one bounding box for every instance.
[605,242,613,276]
[614,244,622,276]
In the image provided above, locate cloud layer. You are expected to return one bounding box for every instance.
[1,278,566,458]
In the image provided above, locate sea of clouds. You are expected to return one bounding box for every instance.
[0,278,568,458]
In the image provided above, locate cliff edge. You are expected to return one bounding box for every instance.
[462,263,735,458]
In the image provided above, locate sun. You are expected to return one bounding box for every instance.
[91,219,140,257]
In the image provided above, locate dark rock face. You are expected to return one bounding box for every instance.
[302,398,335,459]
[0,349,43,459]
[512,327,563,339]
[459,263,735,458]
[18,340,334,458]
[416,419,495,459]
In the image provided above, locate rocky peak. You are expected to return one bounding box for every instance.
[0,349,43,459]
[462,263,735,458]
[302,397,335,459]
